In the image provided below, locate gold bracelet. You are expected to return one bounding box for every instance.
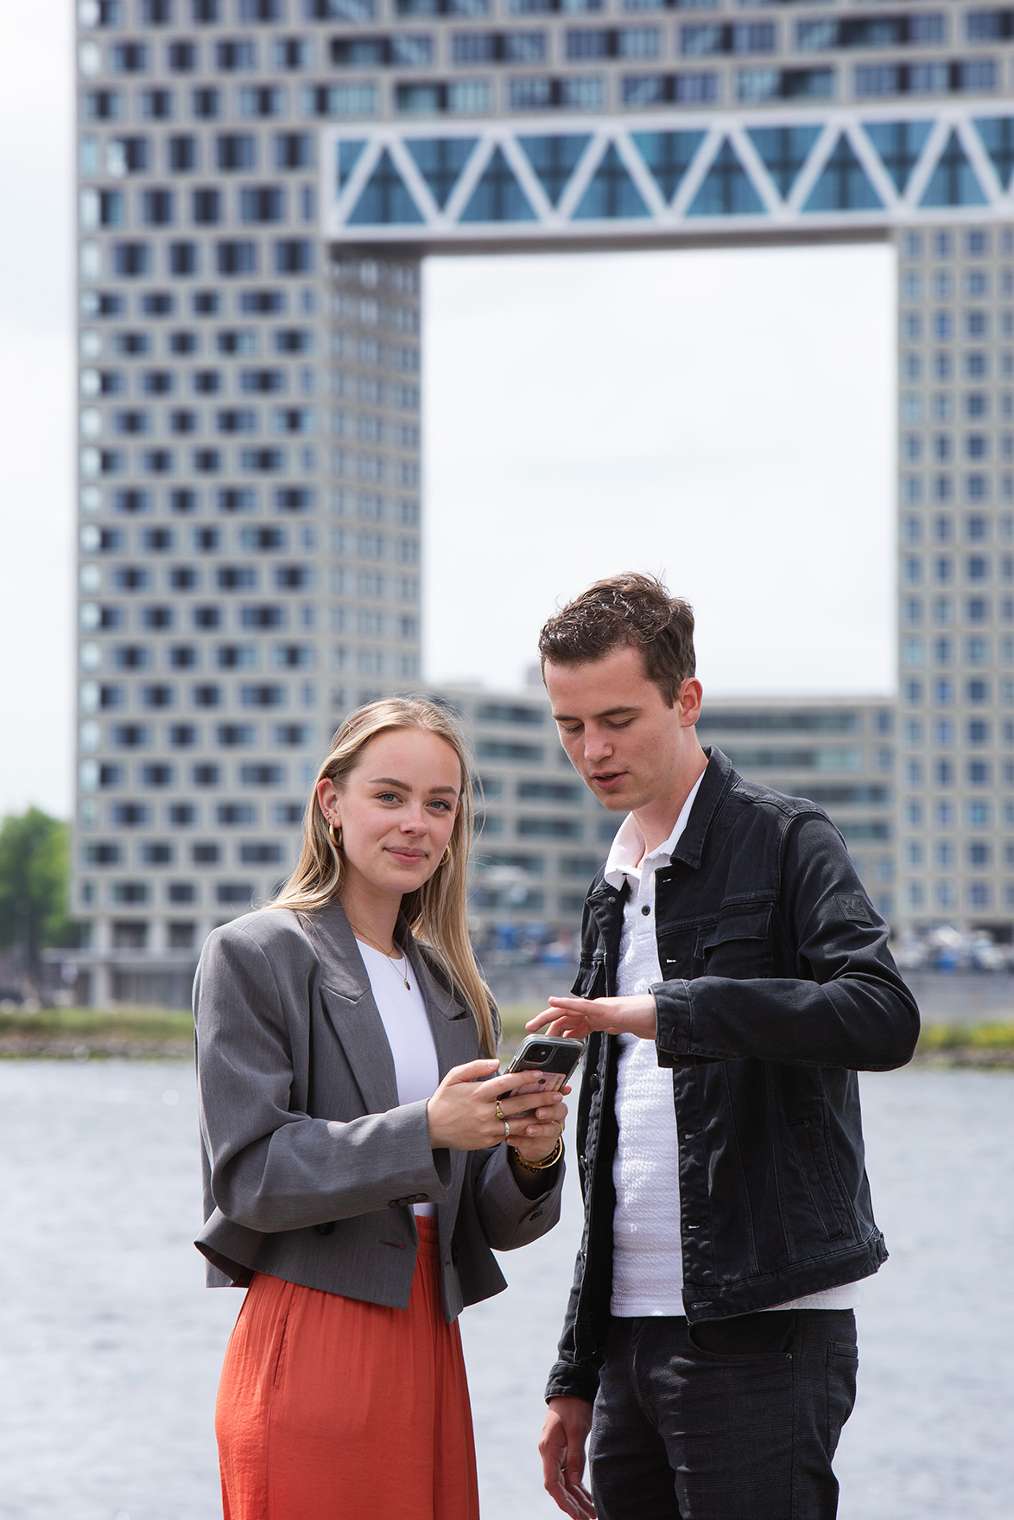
[510,1134,564,1172]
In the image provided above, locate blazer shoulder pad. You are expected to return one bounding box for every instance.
[202,906,310,966]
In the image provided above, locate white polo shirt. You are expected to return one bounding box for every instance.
[605,776,856,1316]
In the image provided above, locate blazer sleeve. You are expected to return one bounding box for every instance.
[456,998,564,1251]
[194,923,452,1233]
[466,1141,564,1252]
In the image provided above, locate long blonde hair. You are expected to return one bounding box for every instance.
[271,696,496,1056]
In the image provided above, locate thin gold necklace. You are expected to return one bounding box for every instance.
[350,922,411,991]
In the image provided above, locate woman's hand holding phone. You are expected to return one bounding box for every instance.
[426,1061,569,1154]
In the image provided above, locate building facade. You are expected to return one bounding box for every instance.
[458,685,897,942]
[73,2,1014,1003]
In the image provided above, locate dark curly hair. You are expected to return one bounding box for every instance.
[538,572,696,708]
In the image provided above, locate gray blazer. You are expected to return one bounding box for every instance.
[194,899,563,1320]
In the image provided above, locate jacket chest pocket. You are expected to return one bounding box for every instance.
[696,906,773,979]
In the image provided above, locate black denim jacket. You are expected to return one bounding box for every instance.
[545,746,920,1405]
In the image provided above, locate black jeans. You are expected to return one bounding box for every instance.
[588,1310,858,1520]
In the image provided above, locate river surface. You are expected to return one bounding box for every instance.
[1,1062,1011,1520]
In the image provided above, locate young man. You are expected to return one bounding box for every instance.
[528,573,919,1520]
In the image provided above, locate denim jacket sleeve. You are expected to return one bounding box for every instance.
[652,812,920,1072]
[545,1244,603,1405]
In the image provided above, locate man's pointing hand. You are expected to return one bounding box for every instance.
[526,994,657,1043]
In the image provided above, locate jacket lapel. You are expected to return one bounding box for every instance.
[402,933,480,1079]
[300,901,399,1116]
[300,900,480,1116]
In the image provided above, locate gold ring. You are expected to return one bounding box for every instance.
[502,1119,511,1141]
[495,1099,505,1123]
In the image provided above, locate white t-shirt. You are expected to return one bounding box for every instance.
[605,778,857,1316]
[357,939,440,1218]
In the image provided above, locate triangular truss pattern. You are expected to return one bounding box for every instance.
[573,144,651,221]
[975,116,1014,190]
[747,125,821,200]
[460,146,537,223]
[337,140,367,189]
[861,121,932,194]
[404,137,478,209]
[347,148,423,226]
[517,134,591,206]
[328,110,1014,236]
[803,134,884,214]
[687,140,765,218]
[919,130,989,209]
[632,130,706,203]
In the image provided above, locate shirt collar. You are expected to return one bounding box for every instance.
[603,771,706,891]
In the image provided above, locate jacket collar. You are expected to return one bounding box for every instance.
[298,896,473,1118]
[587,744,736,895]
[668,745,736,870]
[300,896,466,1022]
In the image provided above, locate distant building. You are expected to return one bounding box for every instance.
[446,685,896,941]
[699,697,896,921]
[72,2,1014,1002]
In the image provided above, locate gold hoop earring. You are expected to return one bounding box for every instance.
[328,820,342,851]
[441,845,452,866]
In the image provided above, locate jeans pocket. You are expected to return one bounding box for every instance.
[688,1309,797,1363]
[825,1341,859,1456]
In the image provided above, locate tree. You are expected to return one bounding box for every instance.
[0,807,75,986]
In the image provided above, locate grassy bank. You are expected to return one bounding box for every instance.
[0,1003,538,1060]
[2,1005,1013,1068]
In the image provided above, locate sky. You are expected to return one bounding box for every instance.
[0,2,895,822]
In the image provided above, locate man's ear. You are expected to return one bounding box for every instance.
[678,678,704,726]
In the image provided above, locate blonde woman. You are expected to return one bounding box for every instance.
[194,698,567,1520]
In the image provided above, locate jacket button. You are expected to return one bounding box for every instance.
[589,1074,600,1092]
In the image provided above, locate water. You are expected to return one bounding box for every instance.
[1,1062,1011,1520]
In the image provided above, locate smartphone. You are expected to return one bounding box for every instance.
[504,1035,583,1100]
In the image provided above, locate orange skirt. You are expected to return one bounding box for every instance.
[215,1218,479,1520]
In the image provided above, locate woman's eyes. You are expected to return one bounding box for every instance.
[375,792,452,811]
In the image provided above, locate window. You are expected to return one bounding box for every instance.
[111,41,148,72]
[217,241,258,276]
[275,35,312,68]
[168,241,199,277]
[240,185,287,224]
[166,134,198,172]
[275,240,314,274]
[113,242,150,278]
[167,40,196,71]
[192,87,219,119]
[84,90,122,121]
[275,132,314,170]
[140,88,174,120]
[216,37,257,69]
[239,85,287,118]
[180,195,217,237]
